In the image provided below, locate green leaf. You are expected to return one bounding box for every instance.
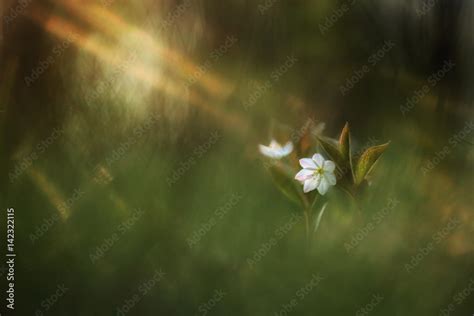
[268,164,305,207]
[317,137,345,169]
[354,142,390,185]
[339,122,351,162]
[314,202,328,233]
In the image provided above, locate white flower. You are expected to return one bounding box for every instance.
[259,140,293,159]
[294,153,337,195]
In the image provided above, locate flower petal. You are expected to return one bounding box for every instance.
[259,145,279,159]
[259,144,272,157]
[325,172,337,185]
[317,177,330,195]
[299,158,316,169]
[303,178,318,193]
[269,139,280,149]
[281,142,294,156]
[312,154,325,167]
[295,169,313,182]
[323,160,336,173]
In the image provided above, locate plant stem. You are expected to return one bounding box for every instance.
[310,194,319,211]
[304,195,319,249]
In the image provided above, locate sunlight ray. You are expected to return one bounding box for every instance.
[29,7,248,133]
[62,0,233,99]
[29,168,70,219]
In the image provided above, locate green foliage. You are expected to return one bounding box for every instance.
[339,122,351,163]
[353,142,390,185]
[319,123,390,190]
[268,163,305,207]
[317,136,345,169]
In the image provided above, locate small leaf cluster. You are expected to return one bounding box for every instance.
[317,122,390,197]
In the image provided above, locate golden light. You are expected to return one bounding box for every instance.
[29,168,70,219]
[28,3,249,133]
[61,0,233,99]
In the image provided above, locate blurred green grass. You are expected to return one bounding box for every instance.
[1,0,473,315]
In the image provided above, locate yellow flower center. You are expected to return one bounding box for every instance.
[314,167,324,176]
